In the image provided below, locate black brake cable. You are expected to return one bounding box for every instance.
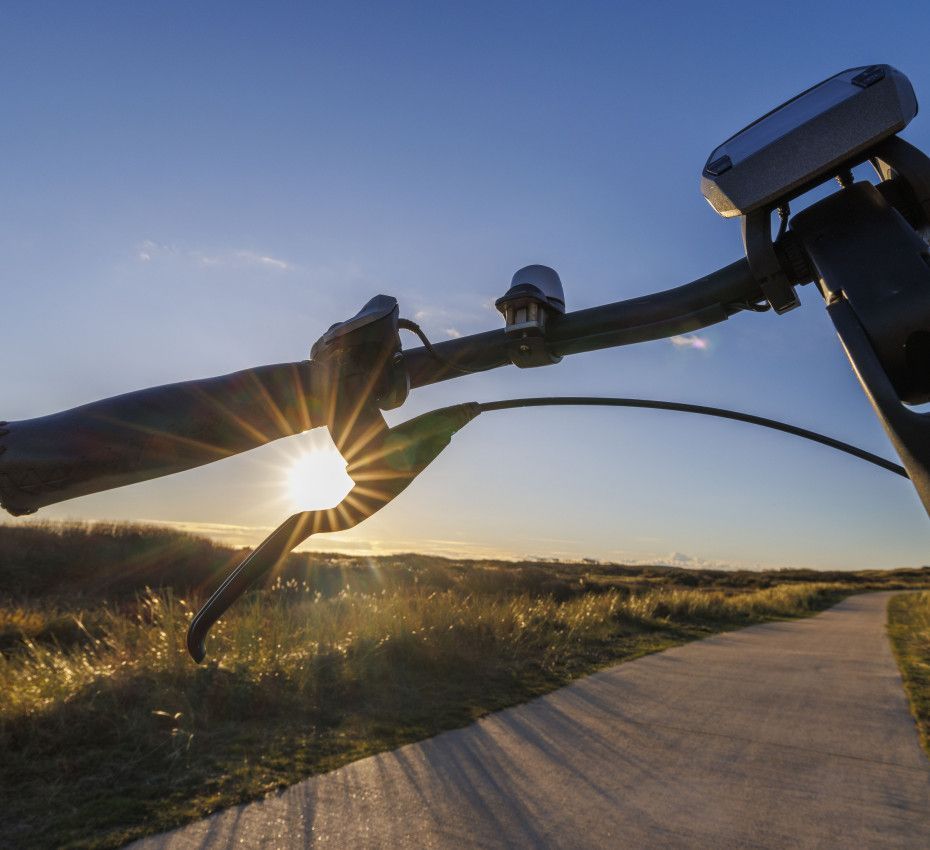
[474,397,907,478]
[398,318,477,375]
[401,322,905,478]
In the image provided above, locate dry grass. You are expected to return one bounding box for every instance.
[888,591,930,756]
[2,580,847,849]
[1,521,927,849]
[2,581,842,716]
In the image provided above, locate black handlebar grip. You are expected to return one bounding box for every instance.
[0,361,318,516]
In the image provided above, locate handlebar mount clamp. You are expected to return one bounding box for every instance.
[741,211,800,314]
[495,265,566,368]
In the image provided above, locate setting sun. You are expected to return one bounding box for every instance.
[285,432,354,512]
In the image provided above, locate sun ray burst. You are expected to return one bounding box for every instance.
[285,434,354,512]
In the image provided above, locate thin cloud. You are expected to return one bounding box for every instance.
[136,518,275,548]
[197,249,293,271]
[135,241,293,272]
[137,239,175,262]
[670,333,709,350]
[661,553,740,570]
[410,303,492,336]
[602,547,744,571]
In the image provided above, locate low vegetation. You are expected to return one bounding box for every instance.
[2,521,928,849]
[888,591,930,756]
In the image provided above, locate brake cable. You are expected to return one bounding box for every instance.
[404,318,901,474]
[402,319,904,476]
[475,397,907,477]
[397,318,477,375]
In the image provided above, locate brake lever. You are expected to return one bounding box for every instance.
[187,402,479,661]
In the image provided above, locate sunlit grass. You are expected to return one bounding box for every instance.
[1,580,852,849]
[888,591,930,756]
[0,582,845,716]
[2,522,928,849]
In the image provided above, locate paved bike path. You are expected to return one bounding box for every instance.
[129,592,930,849]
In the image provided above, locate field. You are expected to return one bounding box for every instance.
[2,521,929,850]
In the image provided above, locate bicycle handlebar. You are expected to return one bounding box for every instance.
[0,258,769,517]
[0,362,317,516]
[404,259,763,387]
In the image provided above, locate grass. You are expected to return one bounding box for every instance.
[2,521,928,849]
[888,591,930,756]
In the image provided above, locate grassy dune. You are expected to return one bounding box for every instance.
[888,591,930,755]
[2,521,928,849]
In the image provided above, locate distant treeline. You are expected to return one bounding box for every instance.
[1,520,928,602]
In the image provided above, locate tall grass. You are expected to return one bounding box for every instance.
[888,591,930,755]
[0,582,844,726]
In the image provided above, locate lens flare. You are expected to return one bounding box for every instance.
[286,435,354,512]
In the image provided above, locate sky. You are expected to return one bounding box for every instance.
[3,0,930,569]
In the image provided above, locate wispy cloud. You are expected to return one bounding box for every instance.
[410,303,490,339]
[197,250,292,271]
[670,333,709,351]
[664,551,734,569]
[135,241,293,272]
[600,546,747,571]
[136,518,275,548]
[137,239,174,262]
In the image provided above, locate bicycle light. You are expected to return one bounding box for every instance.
[496,264,565,367]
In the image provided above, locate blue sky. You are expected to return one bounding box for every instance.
[3,0,930,569]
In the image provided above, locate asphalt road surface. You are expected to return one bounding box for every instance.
[129,592,930,849]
